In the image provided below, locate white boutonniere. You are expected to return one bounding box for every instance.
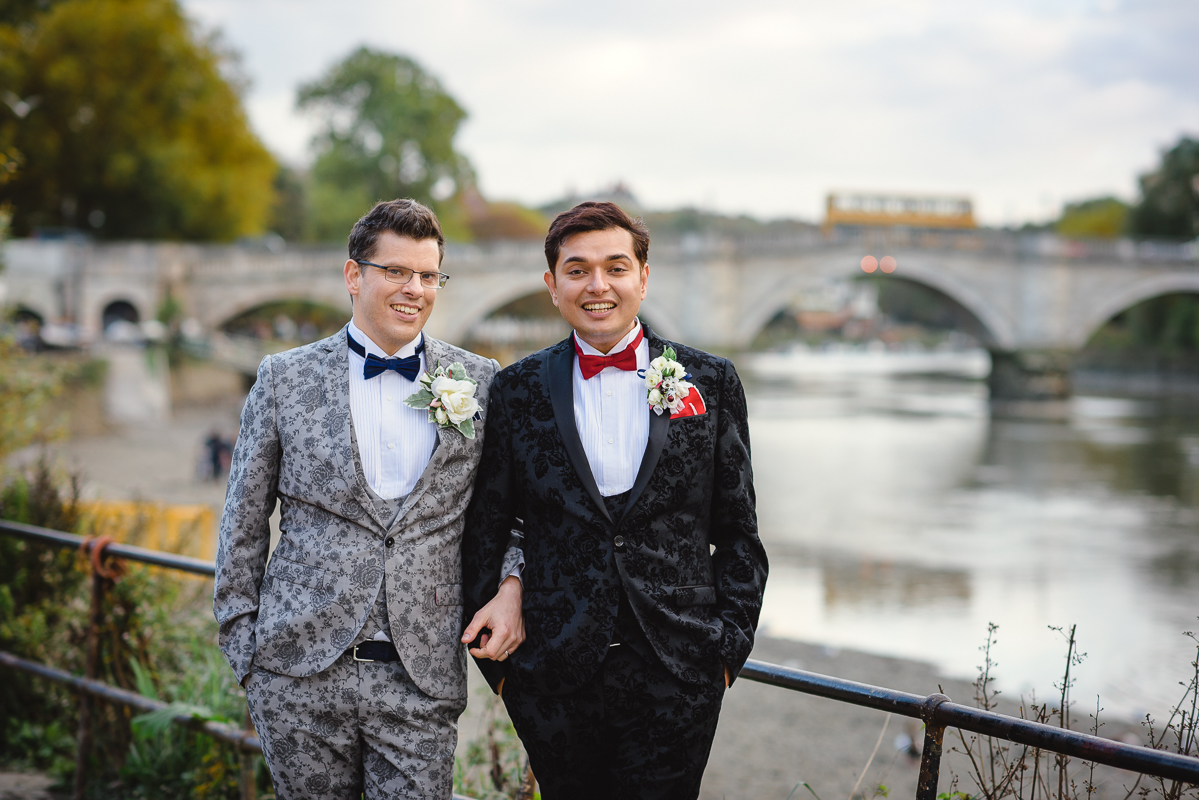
[404,362,480,439]
[641,347,695,416]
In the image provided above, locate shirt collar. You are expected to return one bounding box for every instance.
[573,319,643,357]
[347,318,424,360]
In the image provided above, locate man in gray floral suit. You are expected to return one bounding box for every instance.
[214,199,524,799]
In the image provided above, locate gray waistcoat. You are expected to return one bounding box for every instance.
[349,417,419,648]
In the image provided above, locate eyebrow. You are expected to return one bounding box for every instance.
[562,253,633,264]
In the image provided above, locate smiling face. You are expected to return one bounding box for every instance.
[543,227,649,354]
[344,231,440,355]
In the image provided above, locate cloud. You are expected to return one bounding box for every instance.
[181,0,1199,225]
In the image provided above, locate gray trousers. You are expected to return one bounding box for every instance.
[246,561,466,800]
[246,652,465,799]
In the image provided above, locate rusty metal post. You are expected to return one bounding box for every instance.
[72,568,105,800]
[239,707,257,800]
[516,762,537,800]
[916,693,950,800]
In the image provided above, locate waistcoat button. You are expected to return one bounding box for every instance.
[613,535,625,548]
[385,537,395,547]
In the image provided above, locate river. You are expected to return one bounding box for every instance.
[746,370,1199,720]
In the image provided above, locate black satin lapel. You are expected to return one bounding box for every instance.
[622,333,670,519]
[547,343,613,524]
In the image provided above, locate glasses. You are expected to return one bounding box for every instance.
[356,260,450,289]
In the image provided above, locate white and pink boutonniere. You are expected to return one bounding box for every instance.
[642,347,706,419]
[404,362,480,438]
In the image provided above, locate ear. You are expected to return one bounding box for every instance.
[345,259,363,300]
[543,270,559,307]
[639,263,649,301]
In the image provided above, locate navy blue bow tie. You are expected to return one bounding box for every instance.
[347,330,424,381]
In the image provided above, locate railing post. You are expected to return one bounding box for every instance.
[916,693,950,800]
[72,568,105,800]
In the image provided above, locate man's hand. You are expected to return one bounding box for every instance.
[462,575,525,662]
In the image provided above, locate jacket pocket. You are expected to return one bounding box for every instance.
[435,583,463,606]
[669,584,717,608]
[265,554,329,590]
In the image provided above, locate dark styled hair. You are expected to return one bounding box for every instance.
[347,199,445,265]
[544,201,650,273]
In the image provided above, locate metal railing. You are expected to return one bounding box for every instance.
[2,518,1198,800]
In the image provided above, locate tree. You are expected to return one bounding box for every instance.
[1128,136,1199,241]
[298,47,475,241]
[1055,196,1129,239]
[0,0,277,239]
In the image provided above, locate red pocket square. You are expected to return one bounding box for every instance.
[671,388,706,419]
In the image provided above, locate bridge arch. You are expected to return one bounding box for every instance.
[211,290,351,333]
[1074,273,1199,349]
[446,280,685,354]
[735,253,1017,351]
[101,299,140,328]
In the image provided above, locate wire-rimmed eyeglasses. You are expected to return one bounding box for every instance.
[356,260,450,289]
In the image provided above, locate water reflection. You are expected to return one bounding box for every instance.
[747,375,1199,719]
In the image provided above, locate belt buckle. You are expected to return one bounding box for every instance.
[352,645,376,663]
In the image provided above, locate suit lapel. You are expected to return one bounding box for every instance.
[547,339,613,523]
[321,329,389,533]
[392,335,454,524]
[621,326,671,519]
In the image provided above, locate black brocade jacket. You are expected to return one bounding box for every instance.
[463,326,768,696]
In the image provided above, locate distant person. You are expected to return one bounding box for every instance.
[213,199,524,798]
[463,202,769,800]
[203,430,230,481]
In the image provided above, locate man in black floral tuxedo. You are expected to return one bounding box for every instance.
[462,201,768,800]
[214,199,524,799]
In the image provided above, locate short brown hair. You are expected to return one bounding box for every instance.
[544,201,650,273]
[348,199,445,265]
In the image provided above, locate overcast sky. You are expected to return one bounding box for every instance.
[181,0,1199,226]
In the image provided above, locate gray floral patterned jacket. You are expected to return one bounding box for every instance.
[214,327,500,701]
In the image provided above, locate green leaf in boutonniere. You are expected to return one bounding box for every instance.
[403,388,436,410]
[403,361,481,439]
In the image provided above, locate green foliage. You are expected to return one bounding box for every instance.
[268,164,309,242]
[0,0,65,25]
[298,46,475,241]
[1085,294,1199,354]
[0,337,68,461]
[0,460,87,776]
[0,462,269,796]
[454,690,530,800]
[0,0,277,239]
[1129,136,1199,241]
[108,644,253,800]
[1055,197,1129,239]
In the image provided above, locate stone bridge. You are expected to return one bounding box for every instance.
[2,229,1197,398]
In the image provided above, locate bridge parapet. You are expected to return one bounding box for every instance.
[3,232,1199,400]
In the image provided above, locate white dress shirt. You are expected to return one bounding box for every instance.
[346,319,438,500]
[573,321,651,497]
[347,321,521,647]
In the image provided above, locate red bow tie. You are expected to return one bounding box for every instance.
[574,327,644,379]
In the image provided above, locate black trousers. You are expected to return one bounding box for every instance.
[502,640,725,800]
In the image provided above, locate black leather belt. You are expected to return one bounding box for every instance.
[348,641,401,663]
